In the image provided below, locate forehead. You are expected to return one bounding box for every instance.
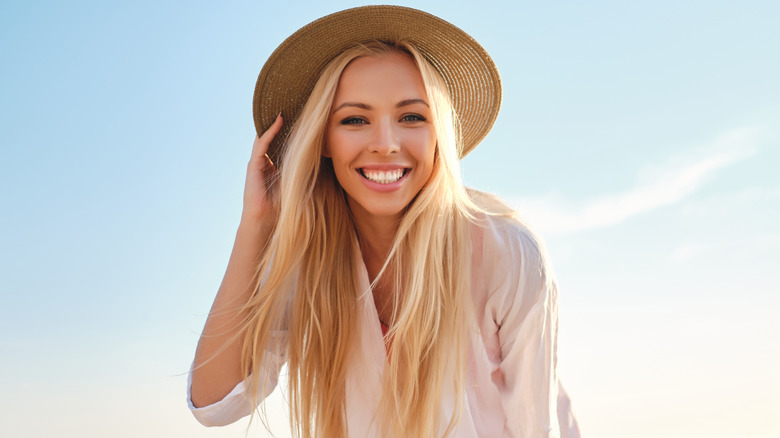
[334,51,427,100]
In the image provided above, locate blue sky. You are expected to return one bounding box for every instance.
[2,1,778,437]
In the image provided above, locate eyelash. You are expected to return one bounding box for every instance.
[340,117,367,125]
[401,114,426,122]
[339,114,426,125]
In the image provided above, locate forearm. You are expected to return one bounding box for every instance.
[190,219,271,408]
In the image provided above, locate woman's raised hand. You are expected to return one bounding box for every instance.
[241,114,283,228]
[190,115,284,408]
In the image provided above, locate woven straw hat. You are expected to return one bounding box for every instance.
[253,5,502,164]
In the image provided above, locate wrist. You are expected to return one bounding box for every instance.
[236,215,274,243]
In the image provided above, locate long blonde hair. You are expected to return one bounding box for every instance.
[241,41,479,437]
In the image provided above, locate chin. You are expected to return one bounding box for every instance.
[346,196,413,222]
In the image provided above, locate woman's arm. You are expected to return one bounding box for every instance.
[190,116,283,408]
[484,220,561,437]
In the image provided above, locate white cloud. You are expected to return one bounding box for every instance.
[669,234,780,264]
[509,125,768,235]
[680,185,780,218]
[668,184,780,265]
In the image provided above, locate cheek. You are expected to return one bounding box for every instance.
[325,130,356,160]
[325,135,353,183]
[416,131,437,171]
[323,130,336,157]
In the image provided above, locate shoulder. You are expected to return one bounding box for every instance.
[467,188,549,273]
[467,189,556,318]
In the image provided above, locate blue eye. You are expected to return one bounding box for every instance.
[340,117,367,125]
[401,114,426,122]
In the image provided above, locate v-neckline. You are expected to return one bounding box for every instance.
[356,254,394,358]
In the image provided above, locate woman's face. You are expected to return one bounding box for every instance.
[325,51,436,224]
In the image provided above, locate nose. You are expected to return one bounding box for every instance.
[368,118,400,155]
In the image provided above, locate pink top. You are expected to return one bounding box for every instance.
[188,213,580,437]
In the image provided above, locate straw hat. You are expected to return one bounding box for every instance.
[253,5,502,164]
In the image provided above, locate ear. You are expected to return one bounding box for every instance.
[322,141,331,158]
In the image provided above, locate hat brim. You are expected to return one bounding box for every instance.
[253,5,502,164]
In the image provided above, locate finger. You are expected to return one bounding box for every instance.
[251,114,283,160]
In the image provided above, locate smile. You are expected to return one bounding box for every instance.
[359,168,408,184]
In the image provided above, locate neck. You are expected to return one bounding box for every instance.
[350,211,401,325]
[352,213,398,272]
[346,201,401,281]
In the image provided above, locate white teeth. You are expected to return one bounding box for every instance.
[362,168,404,184]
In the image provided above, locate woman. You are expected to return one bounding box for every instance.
[189,6,580,438]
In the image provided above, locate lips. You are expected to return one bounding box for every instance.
[359,168,408,184]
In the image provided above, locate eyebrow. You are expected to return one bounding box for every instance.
[332,98,429,113]
[397,98,429,108]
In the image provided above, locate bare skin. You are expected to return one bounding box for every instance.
[354,217,398,325]
[190,115,283,408]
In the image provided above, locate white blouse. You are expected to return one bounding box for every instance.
[188,213,580,437]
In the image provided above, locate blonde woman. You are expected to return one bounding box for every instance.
[189,6,580,438]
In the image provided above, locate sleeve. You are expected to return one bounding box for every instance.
[485,221,560,438]
[186,330,289,427]
[556,381,581,438]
